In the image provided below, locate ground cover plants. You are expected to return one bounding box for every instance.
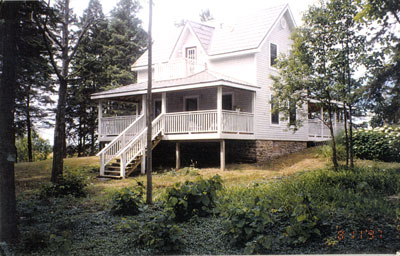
[10,149,400,255]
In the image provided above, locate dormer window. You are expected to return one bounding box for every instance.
[270,43,277,67]
[186,47,197,62]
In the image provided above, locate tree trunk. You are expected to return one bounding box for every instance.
[146,0,153,205]
[0,2,19,242]
[26,92,33,162]
[328,106,339,171]
[349,105,354,168]
[51,0,70,183]
[343,103,349,167]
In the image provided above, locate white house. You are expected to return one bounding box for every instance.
[91,4,342,178]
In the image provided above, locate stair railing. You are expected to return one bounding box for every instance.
[97,114,145,175]
[116,113,165,177]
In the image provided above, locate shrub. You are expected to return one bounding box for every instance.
[40,168,89,198]
[353,126,400,162]
[110,182,144,216]
[317,144,346,161]
[165,175,223,221]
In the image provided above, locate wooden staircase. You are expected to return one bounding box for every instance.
[99,132,164,179]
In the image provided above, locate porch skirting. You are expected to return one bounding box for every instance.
[151,140,307,169]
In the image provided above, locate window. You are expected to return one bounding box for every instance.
[185,47,197,61]
[184,96,198,111]
[271,95,279,124]
[270,43,277,67]
[222,94,233,110]
[289,101,296,126]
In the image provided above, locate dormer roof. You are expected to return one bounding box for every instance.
[133,4,295,69]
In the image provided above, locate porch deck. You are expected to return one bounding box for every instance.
[99,109,255,142]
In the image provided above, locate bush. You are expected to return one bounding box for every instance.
[165,175,223,221]
[40,168,89,198]
[353,126,400,162]
[110,182,144,216]
[317,144,346,161]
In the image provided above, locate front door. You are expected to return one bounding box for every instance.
[185,97,198,111]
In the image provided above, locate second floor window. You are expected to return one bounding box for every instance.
[271,95,279,124]
[270,43,277,67]
[186,47,197,61]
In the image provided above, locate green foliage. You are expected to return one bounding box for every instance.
[353,126,400,162]
[220,167,400,253]
[317,144,346,161]
[165,175,223,221]
[15,131,52,162]
[131,213,183,252]
[110,182,144,215]
[39,168,89,198]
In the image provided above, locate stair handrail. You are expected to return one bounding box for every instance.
[116,114,165,175]
[97,114,145,172]
[96,114,145,157]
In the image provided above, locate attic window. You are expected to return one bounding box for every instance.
[270,43,277,67]
[186,47,197,61]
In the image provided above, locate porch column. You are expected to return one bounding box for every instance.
[161,92,166,114]
[252,91,256,133]
[175,142,180,170]
[217,86,223,135]
[98,101,103,138]
[220,139,225,171]
[142,94,146,116]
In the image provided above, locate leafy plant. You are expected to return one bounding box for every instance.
[39,168,89,198]
[353,126,400,162]
[110,182,144,216]
[165,175,223,221]
[317,144,346,161]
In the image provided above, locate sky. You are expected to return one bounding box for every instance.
[40,0,319,144]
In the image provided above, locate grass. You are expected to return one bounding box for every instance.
[11,146,400,255]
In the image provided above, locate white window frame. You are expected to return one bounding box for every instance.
[185,46,197,61]
[183,95,199,111]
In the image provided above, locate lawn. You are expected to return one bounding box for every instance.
[11,147,400,255]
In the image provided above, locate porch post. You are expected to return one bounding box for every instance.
[220,139,225,171]
[98,101,103,139]
[175,142,180,170]
[142,94,146,116]
[217,86,222,135]
[252,91,256,133]
[161,92,166,114]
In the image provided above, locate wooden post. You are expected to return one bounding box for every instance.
[175,142,180,170]
[162,92,166,113]
[141,149,146,174]
[217,86,222,135]
[220,139,225,171]
[120,153,126,178]
[146,0,153,204]
[142,94,146,116]
[98,101,103,139]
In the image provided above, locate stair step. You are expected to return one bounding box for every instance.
[104,170,121,174]
[98,175,122,179]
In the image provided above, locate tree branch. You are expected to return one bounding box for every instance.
[67,15,93,67]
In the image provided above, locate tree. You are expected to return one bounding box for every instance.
[105,0,147,88]
[271,3,341,170]
[328,0,366,168]
[199,9,214,22]
[356,0,400,126]
[0,0,20,242]
[16,131,52,162]
[34,0,93,183]
[146,0,153,205]
[66,0,109,156]
[13,3,54,162]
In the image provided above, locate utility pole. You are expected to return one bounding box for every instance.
[146,0,153,204]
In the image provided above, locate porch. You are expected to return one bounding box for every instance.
[97,85,256,142]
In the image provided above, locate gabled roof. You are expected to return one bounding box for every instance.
[91,70,259,100]
[133,4,294,68]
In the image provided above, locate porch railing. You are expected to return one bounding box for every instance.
[154,58,206,81]
[222,110,254,134]
[100,115,138,137]
[308,119,344,139]
[164,110,254,134]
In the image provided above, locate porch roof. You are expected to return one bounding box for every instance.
[91,70,259,100]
